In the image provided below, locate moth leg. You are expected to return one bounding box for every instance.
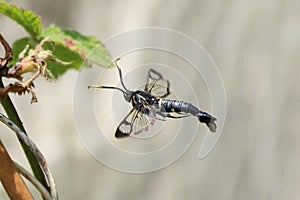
[166,113,190,119]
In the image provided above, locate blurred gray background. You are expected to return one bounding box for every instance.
[1,0,300,199]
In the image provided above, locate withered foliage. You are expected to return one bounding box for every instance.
[0,34,69,103]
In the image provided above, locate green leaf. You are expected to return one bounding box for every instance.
[43,43,84,78]
[0,2,42,39]
[12,25,113,78]
[41,24,113,68]
[11,37,35,63]
[11,38,81,78]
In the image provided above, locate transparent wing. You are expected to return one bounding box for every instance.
[115,103,156,138]
[144,69,170,98]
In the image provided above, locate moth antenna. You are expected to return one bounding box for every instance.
[115,58,130,92]
[88,85,127,95]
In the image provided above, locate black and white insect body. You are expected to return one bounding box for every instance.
[88,59,217,138]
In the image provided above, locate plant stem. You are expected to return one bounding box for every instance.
[0,140,34,200]
[0,79,49,193]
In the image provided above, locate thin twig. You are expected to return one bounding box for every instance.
[0,33,13,67]
[0,113,57,200]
